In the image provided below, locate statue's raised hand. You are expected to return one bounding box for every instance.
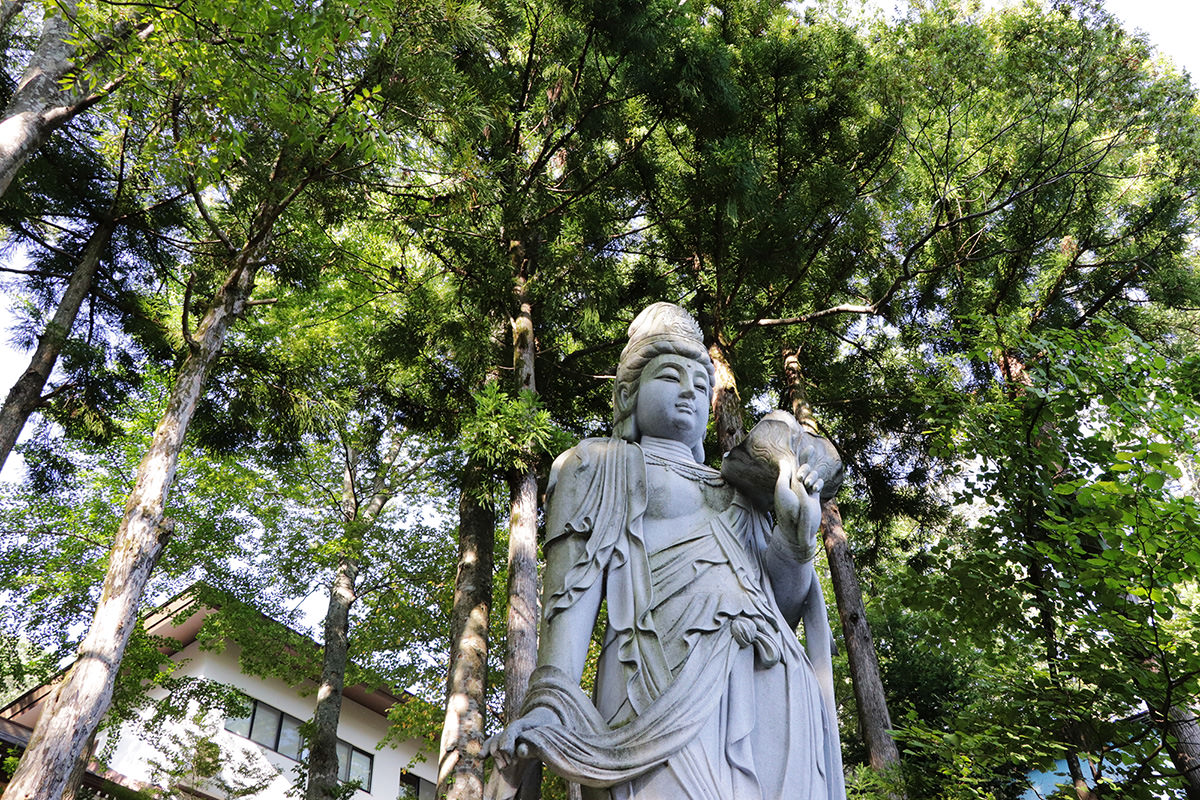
[773,446,824,563]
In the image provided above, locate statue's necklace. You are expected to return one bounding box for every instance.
[641,440,726,488]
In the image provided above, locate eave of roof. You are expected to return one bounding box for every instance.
[0,581,415,723]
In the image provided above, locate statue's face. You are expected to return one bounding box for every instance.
[633,353,711,449]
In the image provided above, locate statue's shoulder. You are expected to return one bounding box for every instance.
[547,437,626,496]
[545,438,636,545]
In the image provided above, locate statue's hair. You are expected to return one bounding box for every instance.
[612,303,715,459]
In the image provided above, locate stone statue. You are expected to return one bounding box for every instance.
[486,302,846,800]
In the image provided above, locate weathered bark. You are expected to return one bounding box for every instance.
[61,689,101,800]
[307,456,361,800]
[1066,752,1096,800]
[1166,704,1200,798]
[439,458,496,800]
[0,252,258,800]
[308,437,404,800]
[0,4,79,199]
[785,349,902,778]
[0,217,116,470]
[504,274,540,800]
[504,469,537,719]
[505,275,538,721]
[0,2,144,198]
[708,341,745,454]
[0,1,25,35]
[307,554,359,799]
[820,502,902,772]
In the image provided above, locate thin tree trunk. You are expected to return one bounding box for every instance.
[708,341,745,454]
[1066,752,1096,800]
[439,457,496,800]
[307,554,359,798]
[0,1,25,35]
[0,247,260,800]
[1167,704,1200,798]
[505,274,540,800]
[307,455,361,800]
[0,217,116,470]
[306,436,404,800]
[0,3,79,199]
[784,349,903,780]
[820,501,901,772]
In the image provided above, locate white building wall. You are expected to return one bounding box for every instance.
[98,640,436,800]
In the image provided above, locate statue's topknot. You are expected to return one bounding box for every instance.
[620,302,706,362]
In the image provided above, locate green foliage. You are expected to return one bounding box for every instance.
[3,1,1200,797]
[877,319,1200,796]
[142,711,274,800]
[460,383,567,470]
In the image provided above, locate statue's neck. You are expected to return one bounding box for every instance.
[639,436,697,463]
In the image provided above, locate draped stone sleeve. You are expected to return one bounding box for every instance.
[542,438,647,622]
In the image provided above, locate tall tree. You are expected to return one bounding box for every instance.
[0,2,149,198]
[426,2,684,796]
[1,1,431,795]
[819,1,1200,794]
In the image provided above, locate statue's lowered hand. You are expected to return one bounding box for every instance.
[483,707,556,800]
[484,706,557,767]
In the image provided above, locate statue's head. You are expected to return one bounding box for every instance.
[613,302,715,461]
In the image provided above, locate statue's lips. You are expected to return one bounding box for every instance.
[674,402,695,413]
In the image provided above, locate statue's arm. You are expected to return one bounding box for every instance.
[801,574,838,725]
[765,455,824,627]
[536,530,603,682]
[486,446,603,764]
[535,443,604,681]
[766,552,815,630]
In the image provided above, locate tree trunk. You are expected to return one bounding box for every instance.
[1167,704,1200,799]
[0,3,80,199]
[504,276,539,722]
[307,554,359,799]
[708,341,745,454]
[504,274,541,800]
[307,455,360,799]
[784,349,902,778]
[307,436,403,799]
[821,501,901,772]
[0,250,259,800]
[1,1,25,35]
[439,457,496,800]
[504,468,537,721]
[1066,752,1096,800]
[0,217,116,470]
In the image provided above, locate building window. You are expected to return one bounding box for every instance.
[336,740,374,793]
[225,698,373,792]
[399,771,423,799]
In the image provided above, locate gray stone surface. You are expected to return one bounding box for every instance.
[486,303,845,800]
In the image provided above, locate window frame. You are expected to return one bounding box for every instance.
[224,697,374,793]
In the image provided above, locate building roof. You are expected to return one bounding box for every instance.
[0,583,422,798]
